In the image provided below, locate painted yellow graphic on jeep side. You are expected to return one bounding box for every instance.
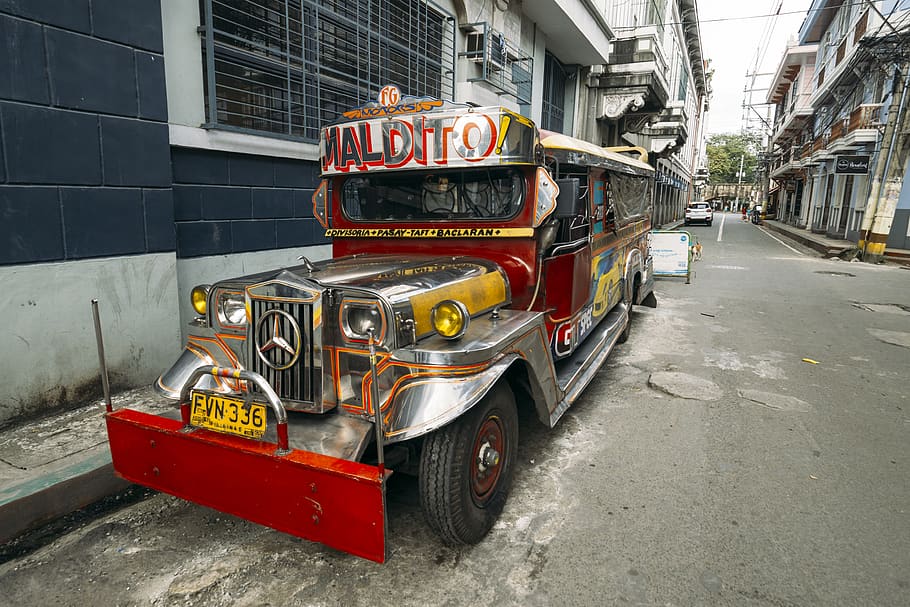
[591,251,622,318]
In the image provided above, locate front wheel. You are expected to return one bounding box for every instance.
[419,382,518,545]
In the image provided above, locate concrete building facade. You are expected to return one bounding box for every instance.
[0,0,707,425]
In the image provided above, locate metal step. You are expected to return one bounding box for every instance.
[549,302,628,426]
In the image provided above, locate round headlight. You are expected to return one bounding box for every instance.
[348,306,380,334]
[190,285,211,316]
[342,303,383,341]
[432,300,469,339]
[217,291,247,326]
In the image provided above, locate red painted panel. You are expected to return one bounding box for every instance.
[542,253,575,323]
[106,409,387,563]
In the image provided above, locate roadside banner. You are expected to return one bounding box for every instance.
[650,230,692,283]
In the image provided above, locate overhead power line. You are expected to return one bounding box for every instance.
[613,0,874,30]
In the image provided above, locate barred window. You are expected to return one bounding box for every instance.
[200,0,455,142]
[541,52,567,133]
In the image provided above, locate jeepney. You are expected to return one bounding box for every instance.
[104,89,656,563]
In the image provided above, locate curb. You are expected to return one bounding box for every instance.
[762,221,851,257]
[0,444,129,544]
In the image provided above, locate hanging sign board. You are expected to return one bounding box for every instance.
[835,155,870,174]
[650,230,692,282]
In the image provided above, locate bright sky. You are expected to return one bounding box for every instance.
[698,0,814,135]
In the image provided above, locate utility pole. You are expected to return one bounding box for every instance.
[860,61,910,262]
[734,154,745,210]
[758,151,771,217]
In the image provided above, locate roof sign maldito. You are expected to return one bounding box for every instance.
[320,107,537,176]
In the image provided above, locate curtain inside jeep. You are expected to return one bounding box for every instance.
[610,172,652,225]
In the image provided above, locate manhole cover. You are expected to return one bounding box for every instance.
[814,271,855,277]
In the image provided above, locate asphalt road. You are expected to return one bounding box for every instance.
[2,213,909,606]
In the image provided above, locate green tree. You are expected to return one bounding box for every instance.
[706,132,763,183]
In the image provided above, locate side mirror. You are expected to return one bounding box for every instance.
[312,179,330,228]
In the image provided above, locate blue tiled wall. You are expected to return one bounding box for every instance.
[0,1,173,265]
[171,148,329,258]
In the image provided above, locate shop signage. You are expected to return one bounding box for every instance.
[835,155,870,174]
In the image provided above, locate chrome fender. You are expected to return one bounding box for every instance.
[383,310,559,442]
[155,335,244,399]
[623,246,643,301]
[384,354,520,442]
[624,246,656,306]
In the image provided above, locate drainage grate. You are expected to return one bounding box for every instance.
[814,271,855,277]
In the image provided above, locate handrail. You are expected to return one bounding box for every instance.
[549,237,590,258]
[604,145,649,164]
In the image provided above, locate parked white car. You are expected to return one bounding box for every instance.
[685,202,713,226]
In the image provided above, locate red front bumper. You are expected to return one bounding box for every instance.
[106,409,388,562]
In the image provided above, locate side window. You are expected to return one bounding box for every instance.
[604,178,615,231]
[591,170,609,234]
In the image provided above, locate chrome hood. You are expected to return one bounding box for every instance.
[314,255,511,340]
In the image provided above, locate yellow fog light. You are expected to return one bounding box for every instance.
[432,300,469,340]
[190,285,211,316]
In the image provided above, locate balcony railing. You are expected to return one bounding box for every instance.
[812,133,828,154]
[847,103,882,131]
[800,140,813,159]
[830,119,845,142]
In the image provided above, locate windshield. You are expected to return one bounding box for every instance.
[341,168,524,221]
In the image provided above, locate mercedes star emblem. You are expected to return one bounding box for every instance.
[254,309,302,371]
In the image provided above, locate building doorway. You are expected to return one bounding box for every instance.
[816,173,834,232]
[836,175,854,235]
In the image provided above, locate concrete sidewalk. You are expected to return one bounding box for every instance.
[762,219,910,262]
[0,387,170,544]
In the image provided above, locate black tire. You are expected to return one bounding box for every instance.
[707,221,712,226]
[419,382,518,545]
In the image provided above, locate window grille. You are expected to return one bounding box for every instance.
[677,65,688,102]
[541,52,567,133]
[200,0,455,142]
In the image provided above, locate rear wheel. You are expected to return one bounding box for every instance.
[419,382,518,545]
[618,275,638,344]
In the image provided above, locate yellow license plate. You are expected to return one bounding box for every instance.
[190,392,267,439]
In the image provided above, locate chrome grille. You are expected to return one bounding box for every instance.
[249,297,315,406]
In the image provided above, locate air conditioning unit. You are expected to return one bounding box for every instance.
[465,31,504,70]
[466,32,485,61]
